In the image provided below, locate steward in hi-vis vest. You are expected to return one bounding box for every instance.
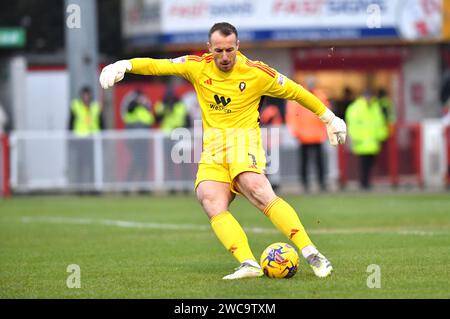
[345,91,388,190]
[346,95,388,156]
[67,86,104,187]
[123,90,155,129]
[69,86,104,136]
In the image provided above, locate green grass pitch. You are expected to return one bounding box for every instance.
[0,192,449,298]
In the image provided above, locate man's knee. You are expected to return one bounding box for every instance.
[197,195,230,218]
[235,173,276,209]
[196,182,233,218]
[237,172,269,191]
[246,179,268,199]
[197,193,220,210]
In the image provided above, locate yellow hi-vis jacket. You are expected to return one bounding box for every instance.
[155,101,187,133]
[345,96,388,155]
[123,104,154,128]
[70,99,102,137]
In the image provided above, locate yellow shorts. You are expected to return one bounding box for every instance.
[194,145,266,194]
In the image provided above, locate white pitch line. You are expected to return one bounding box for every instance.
[20,216,448,236]
[21,216,211,231]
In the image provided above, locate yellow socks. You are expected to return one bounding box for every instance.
[210,211,256,263]
[264,197,313,250]
[210,200,315,264]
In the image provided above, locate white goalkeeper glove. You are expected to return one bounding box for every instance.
[319,109,347,146]
[99,60,132,89]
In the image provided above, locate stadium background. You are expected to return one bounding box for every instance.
[0,0,449,300]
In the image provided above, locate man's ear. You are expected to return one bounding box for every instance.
[236,40,240,50]
[207,41,212,53]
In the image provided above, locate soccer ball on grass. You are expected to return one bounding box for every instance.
[260,242,299,278]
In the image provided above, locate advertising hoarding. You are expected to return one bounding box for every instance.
[123,0,444,46]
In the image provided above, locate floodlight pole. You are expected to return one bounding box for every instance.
[64,0,99,102]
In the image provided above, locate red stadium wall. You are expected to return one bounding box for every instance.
[1,134,11,197]
[446,126,450,186]
[292,47,406,71]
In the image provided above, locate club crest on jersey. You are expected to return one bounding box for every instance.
[239,82,246,92]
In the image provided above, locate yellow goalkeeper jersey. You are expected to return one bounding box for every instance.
[129,51,326,133]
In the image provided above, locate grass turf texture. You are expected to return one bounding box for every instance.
[0,193,449,298]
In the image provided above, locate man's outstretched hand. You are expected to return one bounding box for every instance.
[99,60,132,89]
[319,109,347,146]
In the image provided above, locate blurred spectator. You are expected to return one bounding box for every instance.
[441,67,450,125]
[440,68,450,109]
[442,105,450,188]
[345,90,388,190]
[68,86,104,134]
[334,87,354,120]
[123,90,154,184]
[124,90,154,129]
[68,86,104,187]
[286,77,329,192]
[376,88,396,136]
[181,90,202,128]
[0,102,8,134]
[154,87,188,133]
[260,102,283,126]
[262,97,286,121]
[443,106,450,126]
[260,99,283,191]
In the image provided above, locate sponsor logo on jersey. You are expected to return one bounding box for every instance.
[210,94,232,113]
[214,94,231,106]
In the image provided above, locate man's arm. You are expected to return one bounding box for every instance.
[99,112,105,130]
[266,73,346,145]
[99,56,196,89]
[68,101,75,131]
[129,57,192,78]
[68,110,75,131]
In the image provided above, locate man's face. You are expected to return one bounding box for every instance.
[207,31,239,72]
[82,92,91,105]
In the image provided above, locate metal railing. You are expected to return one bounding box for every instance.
[7,127,339,193]
[4,123,449,195]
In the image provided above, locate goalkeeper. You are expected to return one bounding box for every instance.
[100,22,346,279]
